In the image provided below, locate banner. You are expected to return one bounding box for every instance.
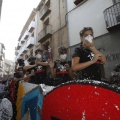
[21,86,43,120]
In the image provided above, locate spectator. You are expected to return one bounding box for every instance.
[72,27,106,80]
[48,46,73,86]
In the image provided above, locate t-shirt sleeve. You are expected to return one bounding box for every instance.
[67,61,71,67]
[72,48,81,58]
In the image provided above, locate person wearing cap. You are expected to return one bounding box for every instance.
[14,66,24,80]
[48,46,73,86]
[34,49,49,84]
[23,49,49,84]
[23,56,37,83]
[72,27,106,81]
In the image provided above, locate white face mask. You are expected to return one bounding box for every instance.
[85,35,93,43]
[24,60,29,66]
[36,54,42,60]
[60,54,67,61]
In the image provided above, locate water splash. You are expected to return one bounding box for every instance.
[82,110,86,120]
[114,104,119,110]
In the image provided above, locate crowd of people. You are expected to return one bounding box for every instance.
[0,27,107,119]
[13,27,106,86]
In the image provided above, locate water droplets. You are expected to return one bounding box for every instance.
[114,104,119,110]
[105,101,108,105]
[108,117,111,120]
[82,110,86,120]
[102,114,105,117]
[68,95,70,98]
[95,92,99,95]
[68,87,70,90]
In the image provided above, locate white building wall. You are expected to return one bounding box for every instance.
[66,0,113,46]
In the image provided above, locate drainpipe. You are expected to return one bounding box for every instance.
[66,0,71,60]
[59,0,62,46]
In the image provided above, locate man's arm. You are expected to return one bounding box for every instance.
[23,64,37,71]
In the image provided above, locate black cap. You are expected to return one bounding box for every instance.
[58,46,67,54]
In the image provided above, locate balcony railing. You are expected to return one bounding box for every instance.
[38,24,52,43]
[17,48,23,57]
[28,21,35,33]
[22,44,29,53]
[20,52,24,56]
[15,50,19,56]
[0,55,3,61]
[26,37,35,48]
[17,42,21,50]
[39,5,51,20]
[21,36,25,44]
[104,2,120,31]
[24,31,29,39]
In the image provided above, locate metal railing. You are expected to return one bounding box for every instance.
[38,24,52,42]
[39,5,51,20]
[28,21,35,32]
[104,2,120,28]
[26,37,35,48]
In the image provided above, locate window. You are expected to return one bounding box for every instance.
[74,0,85,5]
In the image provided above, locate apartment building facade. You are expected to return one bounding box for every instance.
[36,0,68,60]
[15,0,68,63]
[3,59,15,75]
[15,9,37,64]
[66,0,120,79]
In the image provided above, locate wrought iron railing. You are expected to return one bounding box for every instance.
[39,5,51,20]
[104,2,120,28]
[38,24,52,42]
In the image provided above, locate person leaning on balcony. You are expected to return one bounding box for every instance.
[48,46,73,86]
[72,27,106,81]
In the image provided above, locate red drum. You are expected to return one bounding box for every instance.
[41,80,120,120]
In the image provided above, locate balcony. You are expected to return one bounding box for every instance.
[20,52,24,56]
[17,48,23,57]
[26,37,35,48]
[15,50,19,56]
[74,0,84,5]
[21,36,25,44]
[28,21,35,33]
[17,42,21,50]
[22,44,29,53]
[39,5,51,20]
[104,2,120,31]
[24,31,29,39]
[0,55,3,61]
[38,25,52,43]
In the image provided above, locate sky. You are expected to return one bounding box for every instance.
[0,0,40,61]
